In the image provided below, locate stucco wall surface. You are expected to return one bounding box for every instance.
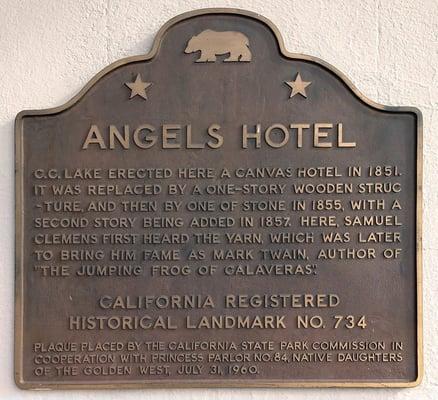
[0,0,437,398]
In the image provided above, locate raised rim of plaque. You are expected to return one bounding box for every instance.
[15,8,423,389]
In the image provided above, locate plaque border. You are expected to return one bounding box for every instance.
[15,8,423,389]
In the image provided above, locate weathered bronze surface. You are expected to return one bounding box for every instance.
[15,9,422,389]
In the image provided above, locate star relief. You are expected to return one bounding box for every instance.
[285,72,311,98]
[125,73,152,100]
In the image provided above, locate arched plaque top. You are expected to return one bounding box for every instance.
[16,8,422,122]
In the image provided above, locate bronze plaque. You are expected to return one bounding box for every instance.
[15,9,422,389]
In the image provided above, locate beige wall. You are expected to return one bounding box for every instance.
[1,0,437,398]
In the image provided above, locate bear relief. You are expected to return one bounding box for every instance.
[185,29,252,62]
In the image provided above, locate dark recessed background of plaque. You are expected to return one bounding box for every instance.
[15,10,421,388]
